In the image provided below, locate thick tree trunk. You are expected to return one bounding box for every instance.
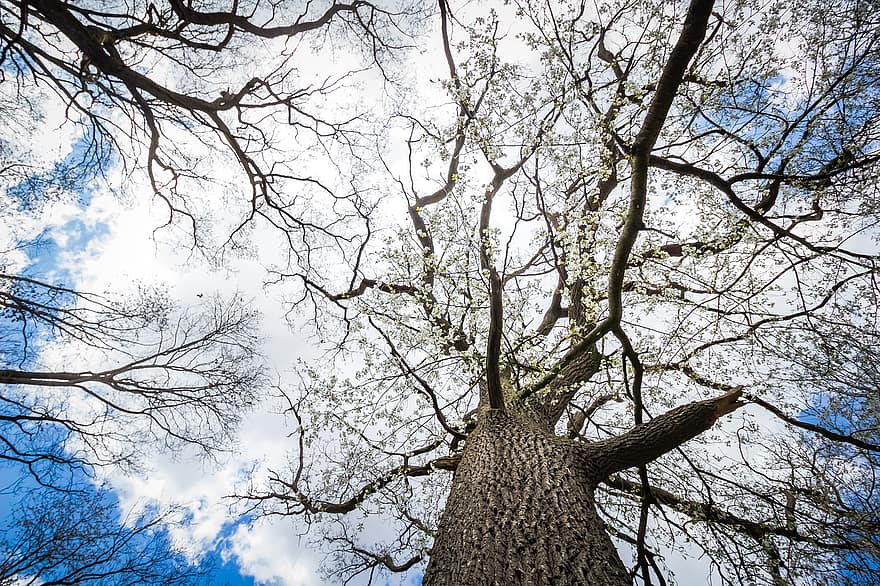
[422,388,743,584]
[423,410,629,586]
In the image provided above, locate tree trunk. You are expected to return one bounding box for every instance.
[423,409,629,586]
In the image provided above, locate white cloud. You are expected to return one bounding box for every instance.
[226,520,319,586]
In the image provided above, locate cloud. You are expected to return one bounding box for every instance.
[225,520,319,586]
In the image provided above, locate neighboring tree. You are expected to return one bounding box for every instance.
[0,484,208,586]
[0,0,413,484]
[0,278,265,486]
[0,0,413,251]
[1,112,264,489]
[233,0,880,584]
[0,0,403,580]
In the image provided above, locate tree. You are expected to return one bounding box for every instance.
[0,279,265,486]
[4,0,880,585]
[0,484,208,586]
[0,0,413,251]
[233,0,880,584]
[0,0,406,580]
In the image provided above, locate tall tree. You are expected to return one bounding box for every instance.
[4,0,880,584]
[238,0,880,584]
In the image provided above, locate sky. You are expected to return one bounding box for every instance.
[0,140,322,583]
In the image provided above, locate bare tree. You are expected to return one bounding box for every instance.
[0,484,209,585]
[0,279,264,486]
[0,1,422,581]
[234,0,880,584]
[0,0,418,252]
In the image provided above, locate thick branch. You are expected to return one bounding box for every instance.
[609,0,714,322]
[30,0,226,111]
[329,279,418,301]
[481,177,507,410]
[586,387,744,479]
[529,342,602,425]
[167,0,372,38]
[520,0,715,402]
[534,276,567,336]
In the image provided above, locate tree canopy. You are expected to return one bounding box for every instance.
[2,0,880,584]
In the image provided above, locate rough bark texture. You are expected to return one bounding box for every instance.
[422,389,742,585]
[423,410,629,586]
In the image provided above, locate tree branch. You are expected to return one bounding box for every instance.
[603,475,857,550]
[586,387,744,479]
[749,395,880,453]
[255,454,457,515]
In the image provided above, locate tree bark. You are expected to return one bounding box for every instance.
[423,388,743,584]
[423,410,630,586]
